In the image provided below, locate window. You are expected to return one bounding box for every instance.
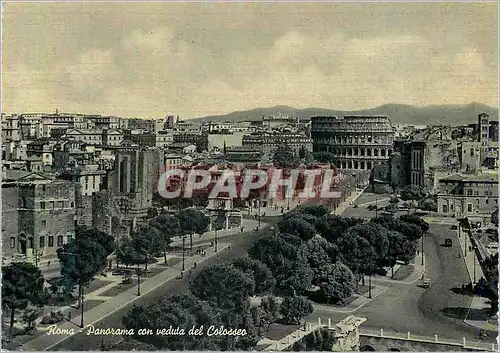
[486,199,489,204]
[468,204,473,212]
[39,236,45,248]
[476,199,480,204]
[41,220,46,227]
[442,205,448,213]
[67,234,73,243]
[70,201,74,208]
[48,235,54,247]
[10,237,15,248]
[59,201,64,209]
[57,235,64,247]
[40,202,46,209]
[28,237,34,248]
[450,204,454,211]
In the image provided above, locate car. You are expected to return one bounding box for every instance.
[420,278,431,289]
[444,238,452,247]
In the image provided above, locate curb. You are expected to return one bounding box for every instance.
[27,244,229,351]
[312,285,388,314]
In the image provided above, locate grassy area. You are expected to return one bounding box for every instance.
[392,265,415,281]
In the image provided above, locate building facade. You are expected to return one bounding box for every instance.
[437,171,498,219]
[242,131,313,162]
[2,171,76,262]
[311,115,395,170]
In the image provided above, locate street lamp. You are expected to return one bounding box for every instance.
[182,235,186,271]
[421,233,425,266]
[368,273,372,299]
[473,245,477,284]
[136,262,141,296]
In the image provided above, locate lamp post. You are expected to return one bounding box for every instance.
[421,233,425,266]
[136,262,141,296]
[368,273,372,299]
[473,245,477,284]
[214,219,218,253]
[375,195,378,217]
[182,236,186,271]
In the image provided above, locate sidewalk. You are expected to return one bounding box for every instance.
[22,242,230,351]
[367,251,426,285]
[456,226,497,332]
[334,185,369,216]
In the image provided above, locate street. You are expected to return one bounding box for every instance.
[45,222,276,350]
[307,217,496,343]
[22,197,497,350]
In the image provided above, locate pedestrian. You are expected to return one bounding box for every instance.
[47,260,51,266]
[68,311,72,321]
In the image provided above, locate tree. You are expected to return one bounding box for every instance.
[318,263,356,305]
[273,145,301,168]
[304,237,335,283]
[149,214,179,264]
[400,185,426,201]
[21,306,43,332]
[116,239,142,268]
[2,262,47,336]
[122,293,223,350]
[57,236,107,308]
[131,225,165,271]
[315,215,363,244]
[259,296,281,323]
[75,226,115,257]
[277,217,317,241]
[248,234,313,294]
[190,263,255,313]
[231,257,276,295]
[398,214,429,233]
[418,197,438,212]
[336,223,389,280]
[280,296,313,325]
[313,151,337,165]
[178,208,210,250]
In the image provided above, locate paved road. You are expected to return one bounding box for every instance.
[307,222,495,343]
[48,222,277,350]
[340,192,392,218]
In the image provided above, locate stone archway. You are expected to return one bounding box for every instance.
[360,345,376,351]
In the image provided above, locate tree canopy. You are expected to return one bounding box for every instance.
[231,257,276,295]
[273,145,301,168]
[2,262,47,333]
[280,296,313,325]
[189,263,255,313]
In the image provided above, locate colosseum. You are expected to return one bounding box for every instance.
[311,115,395,170]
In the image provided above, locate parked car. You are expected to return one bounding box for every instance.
[444,238,452,247]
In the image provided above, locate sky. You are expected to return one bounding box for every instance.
[2,2,498,119]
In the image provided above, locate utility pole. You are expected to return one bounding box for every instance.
[182,236,186,271]
[375,195,378,217]
[136,262,141,296]
[421,233,425,266]
[214,221,218,253]
[258,196,262,228]
[368,273,372,299]
[464,225,468,258]
[80,286,84,328]
[473,246,477,284]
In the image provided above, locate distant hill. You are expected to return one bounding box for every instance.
[189,102,498,125]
